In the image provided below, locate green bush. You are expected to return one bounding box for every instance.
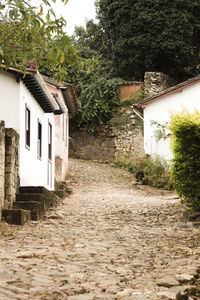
[169,110,200,211]
[114,154,172,190]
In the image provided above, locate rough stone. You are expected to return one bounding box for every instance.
[13,201,42,221]
[2,209,31,225]
[157,290,176,299]
[0,121,5,218]
[176,273,194,283]
[0,159,198,300]
[4,128,19,210]
[144,72,175,97]
[157,276,179,287]
[69,107,144,163]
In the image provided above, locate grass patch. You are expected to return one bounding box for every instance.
[114,154,173,190]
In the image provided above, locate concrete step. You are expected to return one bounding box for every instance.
[2,209,31,225]
[13,201,43,221]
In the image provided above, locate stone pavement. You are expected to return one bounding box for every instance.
[0,158,200,300]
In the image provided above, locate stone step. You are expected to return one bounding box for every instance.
[19,186,61,207]
[2,209,31,225]
[54,190,68,199]
[16,193,47,212]
[19,186,48,195]
[13,201,43,221]
[55,181,73,199]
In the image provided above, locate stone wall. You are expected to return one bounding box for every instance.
[4,128,20,209]
[0,123,19,217]
[69,107,144,163]
[55,156,63,182]
[110,107,144,158]
[0,121,5,218]
[69,131,115,162]
[69,71,178,163]
[144,72,175,96]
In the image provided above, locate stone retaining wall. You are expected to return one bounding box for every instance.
[5,128,19,209]
[0,122,19,218]
[69,131,115,162]
[69,71,174,163]
[144,72,175,96]
[0,121,5,218]
[110,107,144,158]
[69,107,144,163]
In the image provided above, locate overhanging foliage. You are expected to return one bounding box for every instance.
[0,0,81,81]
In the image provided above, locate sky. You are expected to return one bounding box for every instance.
[51,0,97,35]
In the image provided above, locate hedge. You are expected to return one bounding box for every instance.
[169,110,200,210]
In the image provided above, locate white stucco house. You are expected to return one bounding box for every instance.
[135,75,200,160]
[0,66,62,190]
[43,76,78,183]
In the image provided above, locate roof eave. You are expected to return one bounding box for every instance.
[135,75,200,109]
[0,65,59,113]
[35,72,59,111]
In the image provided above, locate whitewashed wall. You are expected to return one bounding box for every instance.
[0,71,55,190]
[19,82,55,190]
[47,84,69,181]
[0,72,20,131]
[144,82,200,160]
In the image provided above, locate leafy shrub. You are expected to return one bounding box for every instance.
[169,110,200,211]
[115,154,172,190]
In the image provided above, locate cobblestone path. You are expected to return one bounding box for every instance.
[0,158,200,300]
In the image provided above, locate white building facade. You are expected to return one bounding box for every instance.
[43,76,78,183]
[0,68,58,190]
[45,81,69,182]
[136,76,200,160]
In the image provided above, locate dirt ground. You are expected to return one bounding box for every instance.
[0,158,200,300]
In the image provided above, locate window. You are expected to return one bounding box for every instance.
[66,118,68,146]
[48,122,52,161]
[62,114,65,141]
[48,121,52,187]
[25,105,30,148]
[37,120,42,159]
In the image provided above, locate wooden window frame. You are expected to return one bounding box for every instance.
[37,119,42,160]
[62,114,65,141]
[48,121,52,162]
[25,104,31,149]
[66,117,68,146]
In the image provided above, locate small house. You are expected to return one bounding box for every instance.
[0,66,59,190]
[42,76,78,184]
[136,75,200,160]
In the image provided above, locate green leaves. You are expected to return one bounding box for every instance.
[169,110,200,210]
[59,51,65,64]
[0,0,81,81]
[69,60,123,132]
[96,0,200,81]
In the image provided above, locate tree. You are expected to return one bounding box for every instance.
[0,0,81,81]
[72,20,106,56]
[64,19,124,132]
[71,19,117,79]
[96,0,200,81]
